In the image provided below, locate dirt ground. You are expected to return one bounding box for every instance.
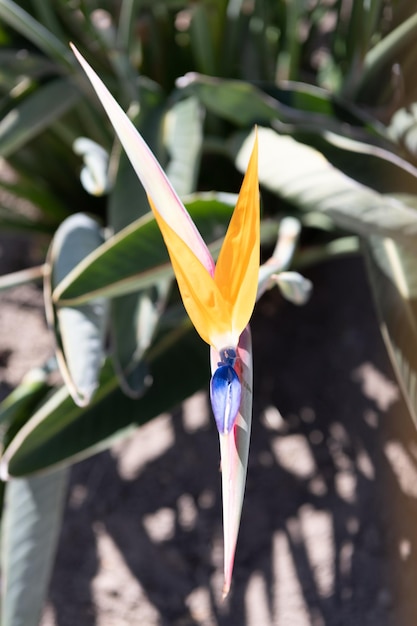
[2,236,417,626]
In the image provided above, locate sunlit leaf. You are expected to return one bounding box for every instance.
[388,104,417,160]
[53,194,239,305]
[234,127,417,247]
[164,96,203,197]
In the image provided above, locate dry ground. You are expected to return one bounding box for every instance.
[1,237,417,625]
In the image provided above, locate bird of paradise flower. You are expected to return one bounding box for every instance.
[71,44,259,597]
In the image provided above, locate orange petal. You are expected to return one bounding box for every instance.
[149,198,233,346]
[214,131,259,338]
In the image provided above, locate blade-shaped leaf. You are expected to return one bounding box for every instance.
[1,468,69,626]
[0,50,57,88]
[46,213,109,406]
[177,73,387,141]
[0,78,81,157]
[1,323,208,477]
[0,364,53,452]
[364,236,417,426]
[164,96,203,197]
[109,282,170,398]
[189,3,217,75]
[354,11,417,102]
[53,194,239,305]
[0,0,71,66]
[0,177,69,222]
[234,127,417,247]
[176,73,282,126]
[289,128,417,196]
[388,103,417,160]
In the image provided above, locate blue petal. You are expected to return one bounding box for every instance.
[218,347,237,367]
[210,365,241,434]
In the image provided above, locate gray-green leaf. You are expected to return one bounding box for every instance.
[1,468,68,626]
[47,214,109,406]
[234,127,417,247]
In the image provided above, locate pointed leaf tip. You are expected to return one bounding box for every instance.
[210,365,241,434]
[70,43,215,275]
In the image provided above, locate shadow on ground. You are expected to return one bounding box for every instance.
[26,257,416,626]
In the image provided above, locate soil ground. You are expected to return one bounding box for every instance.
[1,237,417,626]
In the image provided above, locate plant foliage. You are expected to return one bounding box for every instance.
[1,0,417,621]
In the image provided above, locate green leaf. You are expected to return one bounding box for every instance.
[106,95,205,393]
[0,0,71,66]
[289,127,417,196]
[0,211,54,234]
[0,177,69,222]
[177,73,281,126]
[108,143,151,229]
[0,78,82,157]
[1,323,208,477]
[0,50,56,86]
[47,214,109,406]
[364,236,417,427]
[388,103,417,160]
[109,282,170,398]
[53,193,239,305]
[189,3,217,75]
[30,0,67,42]
[1,468,69,626]
[354,11,417,102]
[178,73,387,141]
[234,127,417,247]
[277,0,304,82]
[164,96,203,197]
[0,365,52,451]
[108,96,203,391]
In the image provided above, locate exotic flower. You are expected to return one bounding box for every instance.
[71,43,259,594]
[148,136,259,434]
